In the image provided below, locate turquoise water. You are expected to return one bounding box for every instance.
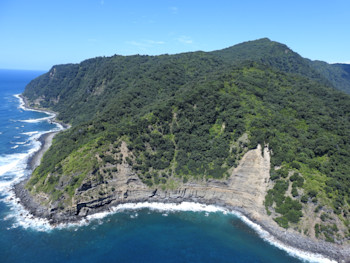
[0,69,324,263]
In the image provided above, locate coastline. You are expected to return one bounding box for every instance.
[11,94,68,223]
[26,132,58,170]
[16,93,69,172]
[16,94,70,130]
[12,97,349,263]
[13,183,348,262]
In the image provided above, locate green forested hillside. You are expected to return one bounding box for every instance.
[23,52,226,124]
[212,38,325,81]
[213,38,350,94]
[309,60,350,94]
[23,39,350,241]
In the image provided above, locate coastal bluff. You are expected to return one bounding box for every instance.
[15,144,270,224]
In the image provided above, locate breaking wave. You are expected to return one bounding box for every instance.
[2,200,336,263]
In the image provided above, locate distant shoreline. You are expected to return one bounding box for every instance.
[14,94,65,173]
[13,95,349,263]
[17,94,70,130]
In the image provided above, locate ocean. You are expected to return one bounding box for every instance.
[0,69,332,263]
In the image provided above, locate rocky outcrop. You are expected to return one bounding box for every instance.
[16,144,270,223]
[66,144,271,222]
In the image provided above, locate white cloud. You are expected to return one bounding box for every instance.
[176,36,193,44]
[126,40,166,50]
[169,6,178,14]
[146,40,165,45]
[127,41,147,48]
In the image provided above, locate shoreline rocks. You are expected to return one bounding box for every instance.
[13,180,350,262]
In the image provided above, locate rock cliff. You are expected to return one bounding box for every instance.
[16,144,270,223]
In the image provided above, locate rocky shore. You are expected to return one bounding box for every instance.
[14,183,350,262]
[13,135,350,262]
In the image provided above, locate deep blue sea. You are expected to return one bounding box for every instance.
[0,70,331,263]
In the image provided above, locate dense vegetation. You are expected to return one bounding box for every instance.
[309,60,350,94]
[213,38,350,95]
[24,38,350,241]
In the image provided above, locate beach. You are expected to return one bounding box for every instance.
[27,131,58,170]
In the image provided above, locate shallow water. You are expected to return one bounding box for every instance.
[0,69,333,263]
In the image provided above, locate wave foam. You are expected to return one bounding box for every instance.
[2,199,337,262]
[0,128,59,190]
[0,152,29,177]
[15,94,44,113]
[21,131,39,136]
[15,94,55,115]
[231,211,336,263]
[11,141,27,145]
[2,191,55,232]
[0,95,65,180]
[106,202,227,215]
[14,94,57,124]
[0,95,67,230]
[19,115,55,123]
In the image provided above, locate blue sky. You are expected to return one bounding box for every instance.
[1,0,349,70]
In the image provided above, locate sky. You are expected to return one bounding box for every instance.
[0,0,349,70]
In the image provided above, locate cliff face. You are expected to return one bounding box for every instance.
[75,144,270,219]
[22,144,270,224]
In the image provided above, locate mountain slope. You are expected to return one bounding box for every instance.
[23,52,226,125]
[212,38,324,80]
[213,38,350,94]
[309,60,350,94]
[22,39,350,245]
